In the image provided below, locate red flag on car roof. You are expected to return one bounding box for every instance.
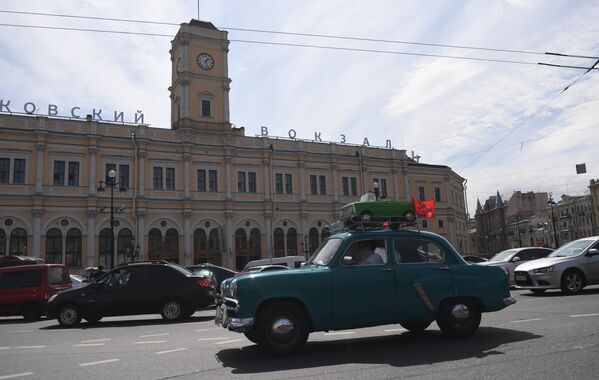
[412,198,435,219]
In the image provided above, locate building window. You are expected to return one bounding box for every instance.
[319,175,327,195]
[275,173,293,194]
[65,228,82,268]
[208,170,218,192]
[275,173,283,194]
[285,174,292,194]
[53,161,65,185]
[237,171,257,193]
[45,228,62,264]
[373,177,388,198]
[435,187,441,202]
[0,157,26,184]
[438,220,444,228]
[342,176,358,196]
[310,175,318,195]
[310,175,327,195]
[201,100,211,117]
[166,168,175,190]
[68,162,79,186]
[197,169,218,192]
[9,228,27,255]
[418,186,425,201]
[153,167,163,190]
[104,163,129,188]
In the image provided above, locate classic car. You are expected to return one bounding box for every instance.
[215,227,516,354]
[339,192,417,225]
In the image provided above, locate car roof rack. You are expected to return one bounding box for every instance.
[116,260,170,267]
[325,217,420,235]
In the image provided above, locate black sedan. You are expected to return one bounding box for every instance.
[47,261,216,327]
[186,263,237,289]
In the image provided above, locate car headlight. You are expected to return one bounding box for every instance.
[533,266,555,274]
[230,279,237,298]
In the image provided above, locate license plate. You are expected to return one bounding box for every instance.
[515,275,527,281]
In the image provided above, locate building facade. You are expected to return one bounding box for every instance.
[475,192,508,256]
[0,20,469,271]
[590,179,599,236]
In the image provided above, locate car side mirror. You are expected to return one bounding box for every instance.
[586,248,599,256]
[342,256,358,266]
[512,256,521,262]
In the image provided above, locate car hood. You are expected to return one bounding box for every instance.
[478,260,508,267]
[515,256,575,271]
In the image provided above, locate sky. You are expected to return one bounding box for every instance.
[1,0,598,216]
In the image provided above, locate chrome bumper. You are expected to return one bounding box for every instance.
[502,296,517,306]
[215,302,254,332]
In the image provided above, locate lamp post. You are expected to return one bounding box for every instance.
[373,180,380,200]
[97,169,127,268]
[515,214,522,248]
[548,195,559,249]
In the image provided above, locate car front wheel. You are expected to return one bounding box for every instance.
[436,298,481,338]
[161,299,183,321]
[58,304,82,327]
[561,270,584,294]
[255,302,309,354]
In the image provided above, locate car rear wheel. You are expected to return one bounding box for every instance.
[561,270,584,294]
[255,302,309,354]
[436,298,481,338]
[22,303,42,321]
[161,299,183,321]
[58,304,82,327]
[399,321,431,332]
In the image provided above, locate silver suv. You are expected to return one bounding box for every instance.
[514,236,599,294]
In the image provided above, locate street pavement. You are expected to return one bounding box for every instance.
[1,287,598,380]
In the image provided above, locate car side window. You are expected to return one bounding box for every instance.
[341,239,387,266]
[99,268,132,287]
[515,250,532,261]
[394,238,445,264]
[530,249,550,259]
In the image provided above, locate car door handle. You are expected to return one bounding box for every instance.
[438,266,451,271]
[380,268,393,272]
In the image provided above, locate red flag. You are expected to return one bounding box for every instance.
[412,198,435,219]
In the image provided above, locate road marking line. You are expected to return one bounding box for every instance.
[155,348,188,355]
[79,359,120,367]
[0,372,35,379]
[384,328,407,332]
[0,347,10,350]
[140,333,170,338]
[569,313,599,318]
[509,318,542,323]
[134,341,167,344]
[6,330,32,333]
[324,332,356,336]
[14,346,46,349]
[81,338,112,343]
[198,337,230,341]
[195,328,219,332]
[215,339,244,345]
[75,343,105,347]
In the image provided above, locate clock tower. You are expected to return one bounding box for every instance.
[169,20,231,131]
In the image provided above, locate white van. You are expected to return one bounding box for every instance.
[242,256,306,271]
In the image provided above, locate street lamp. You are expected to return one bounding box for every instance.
[515,214,522,248]
[97,169,127,268]
[373,180,380,200]
[548,195,559,249]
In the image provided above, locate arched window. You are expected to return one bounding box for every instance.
[286,228,298,256]
[46,228,62,264]
[308,227,319,256]
[164,228,179,263]
[235,228,248,271]
[249,228,261,262]
[99,228,112,267]
[0,229,5,256]
[65,228,82,268]
[10,228,27,255]
[207,228,221,265]
[273,228,284,257]
[321,227,331,242]
[148,228,162,261]
[117,228,134,265]
[193,229,207,264]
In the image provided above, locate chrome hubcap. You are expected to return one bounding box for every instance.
[451,304,470,321]
[165,302,180,318]
[271,318,294,335]
[61,308,77,324]
[566,274,582,291]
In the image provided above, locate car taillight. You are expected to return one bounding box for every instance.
[197,278,212,288]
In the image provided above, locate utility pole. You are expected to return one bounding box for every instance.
[548,195,559,249]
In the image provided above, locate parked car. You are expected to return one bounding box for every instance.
[236,264,290,276]
[339,192,416,225]
[0,264,71,320]
[242,256,305,271]
[47,261,216,327]
[462,255,488,263]
[186,263,237,290]
[514,236,599,294]
[0,255,44,267]
[216,228,515,354]
[479,247,553,285]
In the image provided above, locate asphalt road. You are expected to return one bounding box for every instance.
[1,287,598,380]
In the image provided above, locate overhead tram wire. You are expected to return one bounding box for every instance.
[1,9,598,60]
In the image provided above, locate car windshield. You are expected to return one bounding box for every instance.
[488,249,518,262]
[49,267,71,285]
[549,239,595,257]
[307,237,343,266]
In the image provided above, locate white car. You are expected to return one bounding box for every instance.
[479,247,553,285]
[514,236,599,294]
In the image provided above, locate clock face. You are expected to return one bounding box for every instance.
[197,53,214,70]
[176,58,183,74]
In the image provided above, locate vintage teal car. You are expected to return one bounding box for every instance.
[215,228,515,354]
